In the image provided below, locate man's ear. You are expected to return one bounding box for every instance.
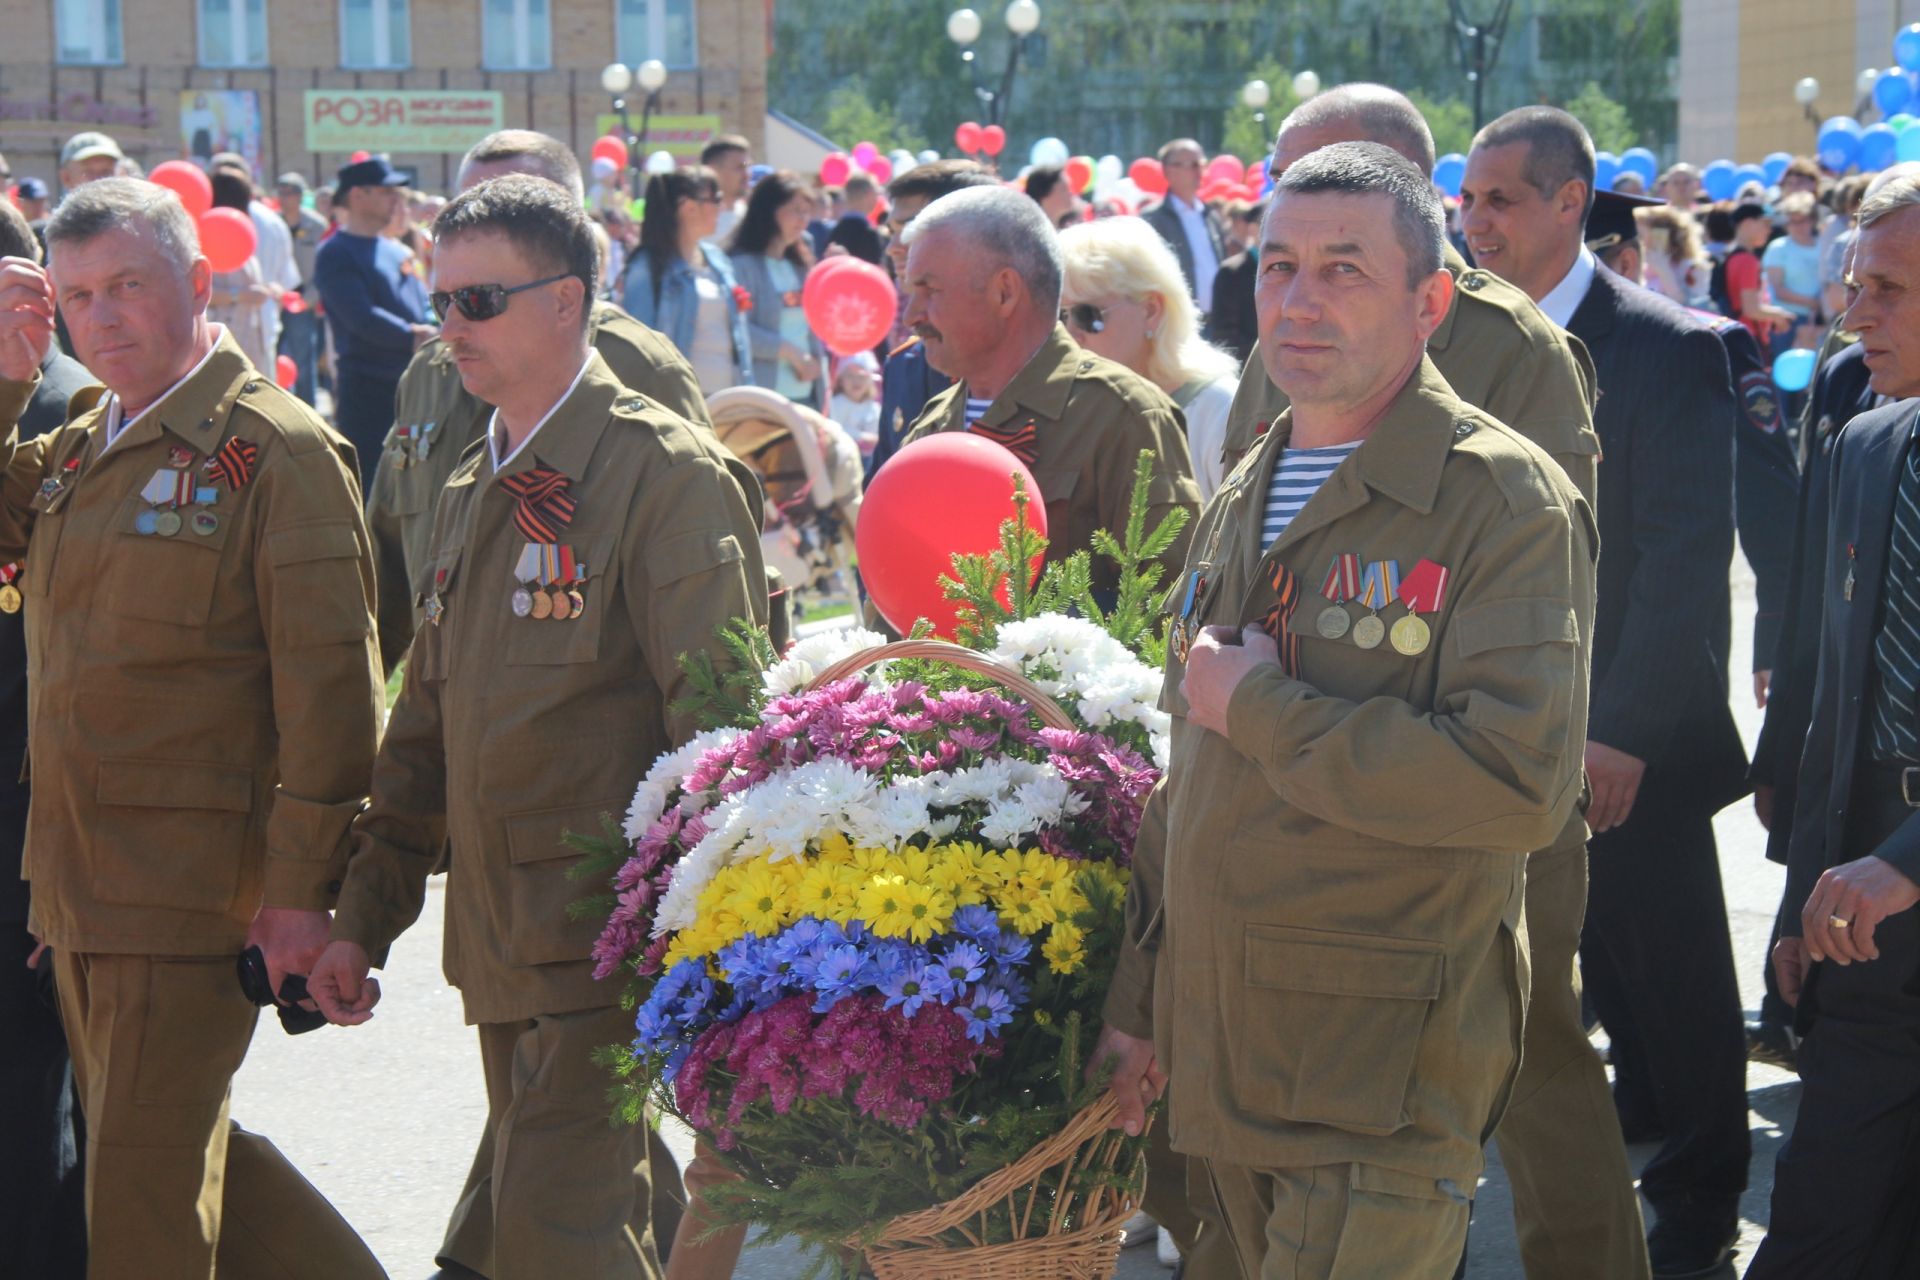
[1413,267,1455,340]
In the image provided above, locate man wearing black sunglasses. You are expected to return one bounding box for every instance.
[308,172,767,1280]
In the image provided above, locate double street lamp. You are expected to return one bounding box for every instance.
[947,2,1042,130]
[600,57,669,197]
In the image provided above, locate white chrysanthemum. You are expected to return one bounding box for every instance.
[653,792,749,933]
[761,626,892,697]
[623,727,742,841]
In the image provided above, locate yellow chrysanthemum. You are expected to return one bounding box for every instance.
[930,859,991,907]
[1042,922,1087,974]
[797,862,861,923]
[858,874,920,939]
[723,864,788,936]
[998,880,1059,935]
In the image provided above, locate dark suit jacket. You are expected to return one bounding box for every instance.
[1141,197,1227,305]
[1205,249,1258,365]
[1569,267,1747,810]
[1782,398,1920,931]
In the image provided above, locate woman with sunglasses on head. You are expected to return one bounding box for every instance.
[727,169,827,408]
[1058,215,1239,500]
[621,166,753,395]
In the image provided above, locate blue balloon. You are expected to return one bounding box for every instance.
[1594,151,1619,191]
[1620,147,1658,182]
[1762,152,1793,185]
[1701,160,1737,201]
[1773,348,1816,394]
[1876,68,1914,116]
[1861,123,1900,172]
[1819,127,1862,172]
[1896,23,1920,73]
[1733,163,1770,192]
[1900,124,1920,163]
[1432,153,1466,198]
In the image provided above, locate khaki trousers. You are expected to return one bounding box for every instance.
[1140,1123,1243,1276]
[434,1004,665,1280]
[1491,843,1649,1280]
[1207,1160,1469,1280]
[53,950,385,1280]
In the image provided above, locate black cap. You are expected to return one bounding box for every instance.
[333,156,408,193]
[1585,188,1665,254]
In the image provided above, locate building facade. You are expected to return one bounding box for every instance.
[1,0,770,193]
[1680,0,1920,162]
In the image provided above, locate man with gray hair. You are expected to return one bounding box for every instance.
[0,177,385,1276]
[894,184,1199,608]
[1095,141,1596,1279]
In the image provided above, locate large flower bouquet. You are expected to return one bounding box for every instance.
[579,456,1185,1271]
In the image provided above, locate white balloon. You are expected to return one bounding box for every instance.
[891,148,917,173]
[1096,154,1123,182]
[645,149,676,175]
[918,149,942,165]
[590,155,618,178]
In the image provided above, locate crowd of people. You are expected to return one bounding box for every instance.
[0,70,1917,1280]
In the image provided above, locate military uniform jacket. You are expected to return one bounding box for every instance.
[369,300,715,674]
[1103,359,1596,1183]
[0,331,382,955]
[331,353,767,1025]
[901,325,1202,600]
[1219,246,1600,505]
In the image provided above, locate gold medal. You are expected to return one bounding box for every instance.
[549,589,572,621]
[1390,614,1431,656]
[1316,605,1351,640]
[530,589,553,620]
[1352,614,1386,650]
[0,584,21,614]
[154,510,183,537]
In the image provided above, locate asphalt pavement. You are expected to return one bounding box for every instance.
[232,555,1793,1278]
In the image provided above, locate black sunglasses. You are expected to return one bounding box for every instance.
[430,272,571,322]
[1060,303,1107,334]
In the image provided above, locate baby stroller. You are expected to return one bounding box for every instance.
[706,386,864,619]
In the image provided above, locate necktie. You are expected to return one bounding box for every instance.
[1870,429,1920,762]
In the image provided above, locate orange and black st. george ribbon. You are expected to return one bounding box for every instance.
[1256,559,1302,676]
[498,466,578,542]
[973,418,1038,466]
[204,438,259,490]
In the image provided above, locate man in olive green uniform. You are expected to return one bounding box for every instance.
[0,181,386,1278]
[893,185,1200,610]
[308,176,766,1280]
[368,129,714,674]
[1095,144,1596,1279]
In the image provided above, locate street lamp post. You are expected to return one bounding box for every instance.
[1795,75,1822,140]
[948,2,1041,131]
[600,59,670,198]
[1447,0,1516,131]
[1242,77,1271,138]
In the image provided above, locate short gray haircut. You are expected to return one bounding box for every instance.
[457,129,584,202]
[1278,83,1437,177]
[46,177,201,277]
[1268,141,1445,288]
[900,184,1064,309]
[1472,106,1597,220]
[1858,169,1920,230]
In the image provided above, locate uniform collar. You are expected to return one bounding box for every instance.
[100,327,255,459]
[486,349,616,485]
[1427,244,1471,355]
[968,324,1082,429]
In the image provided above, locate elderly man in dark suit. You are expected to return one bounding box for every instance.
[1140,139,1228,314]
[1464,107,1748,1280]
[1752,171,1920,1279]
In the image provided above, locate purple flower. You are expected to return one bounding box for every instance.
[958,985,1014,1043]
[949,904,1001,942]
[927,942,987,999]
[810,943,866,1012]
[880,963,934,1017]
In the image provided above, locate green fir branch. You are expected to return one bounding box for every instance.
[668,616,775,730]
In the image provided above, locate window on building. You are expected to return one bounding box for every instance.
[484,0,551,70]
[56,0,124,65]
[616,0,696,70]
[341,0,410,69]
[199,0,268,67]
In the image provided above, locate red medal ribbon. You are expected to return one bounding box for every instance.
[0,563,20,585]
[1256,560,1303,677]
[498,466,578,543]
[558,544,576,586]
[972,418,1039,466]
[205,438,259,490]
[1399,559,1450,614]
[1319,552,1360,602]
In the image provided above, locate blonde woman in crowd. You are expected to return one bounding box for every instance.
[1635,204,1712,307]
[1057,215,1239,499]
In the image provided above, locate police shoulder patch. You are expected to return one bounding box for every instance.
[1739,369,1781,434]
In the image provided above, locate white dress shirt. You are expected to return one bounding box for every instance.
[1537,246,1599,330]
[488,355,594,473]
[1168,194,1221,311]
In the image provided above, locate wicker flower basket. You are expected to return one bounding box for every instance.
[808,639,1152,1279]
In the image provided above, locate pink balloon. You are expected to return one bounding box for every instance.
[867,155,894,185]
[1129,158,1167,196]
[819,152,852,186]
[1204,155,1245,186]
[150,161,213,218]
[349,150,371,163]
[852,141,880,169]
[981,125,1007,157]
[591,134,629,169]
[275,354,298,389]
[955,122,984,154]
[801,258,897,357]
[197,207,257,273]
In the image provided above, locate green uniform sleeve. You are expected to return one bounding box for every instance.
[365,445,417,678]
[1100,780,1166,1038]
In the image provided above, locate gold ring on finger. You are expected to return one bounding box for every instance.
[1829,915,1851,930]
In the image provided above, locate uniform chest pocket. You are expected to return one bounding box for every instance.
[1030,468,1080,518]
[504,535,616,667]
[100,489,237,627]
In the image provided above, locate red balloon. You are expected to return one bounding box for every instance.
[349,150,371,163]
[866,155,894,185]
[590,134,628,168]
[197,207,258,273]
[980,124,1007,157]
[1129,158,1167,196]
[1205,155,1245,186]
[802,258,897,357]
[150,161,213,218]
[955,121,984,154]
[819,152,852,187]
[857,434,1047,638]
[1064,156,1093,194]
[274,354,298,389]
